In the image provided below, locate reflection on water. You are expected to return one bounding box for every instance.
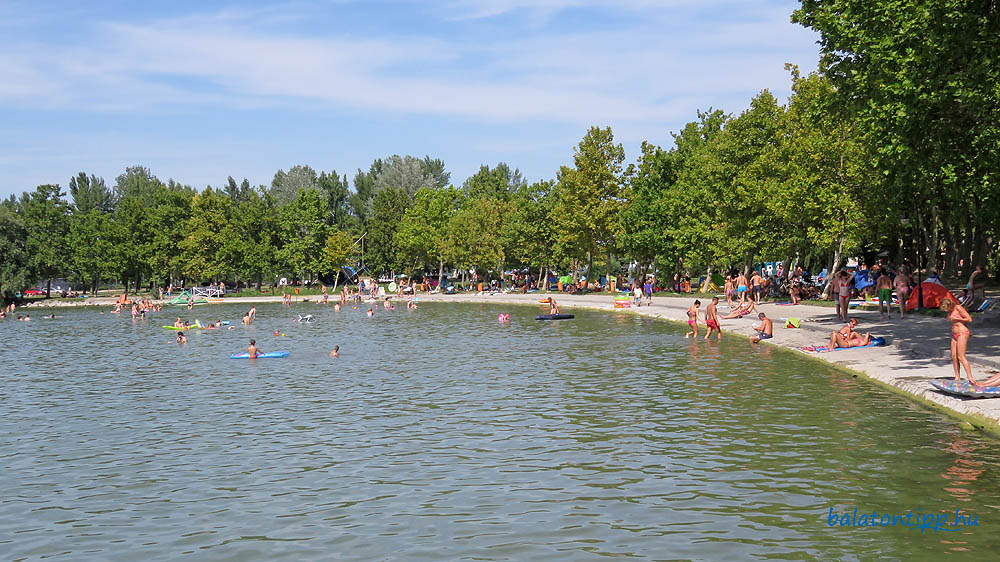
[1,302,999,560]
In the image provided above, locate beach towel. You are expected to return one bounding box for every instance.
[799,337,885,353]
[785,317,801,328]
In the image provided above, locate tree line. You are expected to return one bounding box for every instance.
[1,1,998,301]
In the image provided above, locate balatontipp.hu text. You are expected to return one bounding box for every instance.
[827,507,978,533]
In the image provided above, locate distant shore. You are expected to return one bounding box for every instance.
[20,289,1000,434]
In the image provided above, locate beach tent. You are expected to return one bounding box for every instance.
[906,281,958,311]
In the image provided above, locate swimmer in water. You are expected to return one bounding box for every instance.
[334,303,341,311]
[366,308,374,317]
[173,317,183,328]
[176,331,187,344]
[330,345,339,357]
[23,315,30,321]
[247,339,262,358]
[548,298,560,315]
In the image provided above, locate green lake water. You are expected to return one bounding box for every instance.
[2,301,998,560]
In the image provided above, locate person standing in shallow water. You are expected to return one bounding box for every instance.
[685,300,700,338]
[704,297,721,340]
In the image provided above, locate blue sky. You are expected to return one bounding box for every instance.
[0,0,820,198]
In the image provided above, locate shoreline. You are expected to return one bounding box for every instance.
[20,290,1000,434]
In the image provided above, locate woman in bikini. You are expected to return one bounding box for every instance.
[724,275,735,308]
[684,300,701,338]
[893,266,910,319]
[940,299,979,384]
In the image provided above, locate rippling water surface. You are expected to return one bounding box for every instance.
[2,301,999,560]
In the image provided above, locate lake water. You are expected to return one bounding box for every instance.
[2,301,999,560]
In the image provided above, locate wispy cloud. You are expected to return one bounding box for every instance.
[0,2,815,128]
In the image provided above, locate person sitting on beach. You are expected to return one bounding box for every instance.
[549,298,560,315]
[174,317,183,328]
[828,318,859,349]
[684,300,701,338]
[247,339,262,358]
[176,331,187,344]
[330,345,339,357]
[720,299,756,319]
[751,312,773,343]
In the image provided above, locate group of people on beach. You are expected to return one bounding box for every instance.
[685,296,773,343]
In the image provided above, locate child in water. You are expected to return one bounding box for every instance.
[330,345,339,357]
[366,308,374,317]
[176,331,187,344]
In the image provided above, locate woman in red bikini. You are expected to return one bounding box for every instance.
[940,299,977,384]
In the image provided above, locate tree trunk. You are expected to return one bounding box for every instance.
[539,264,546,292]
[821,236,845,299]
[606,251,612,292]
[700,266,713,293]
[437,258,444,291]
[926,205,939,272]
[332,270,341,293]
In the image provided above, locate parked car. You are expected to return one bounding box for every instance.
[24,289,46,296]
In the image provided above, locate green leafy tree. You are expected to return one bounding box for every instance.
[792,0,1000,271]
[396,186,463,283]
[552,126,626,282]
[0,203,31,302]
[318,170,353,228]
[462,163,525,201]
[271,165,318,207]
[179,188,233,281]
[501,180,556,283]
[69,172,112,214]
[67,210,115,293]
[277,188,330,281]
[23,184,70,295]
[446,196,506,278]
[148,185,196,288]
[367,187,412,275]
[111,195,154,293]
[113,165,162,206]
[321,229,358,290]
[219,190,278,290]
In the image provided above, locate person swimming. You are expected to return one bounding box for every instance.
[330,345,339,357]
[174,317,184,328]
[247,339,262,358]
[176,331,187,344]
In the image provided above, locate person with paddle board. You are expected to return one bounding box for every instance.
[247,339,263,359]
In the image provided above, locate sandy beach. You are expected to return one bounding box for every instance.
[22,290,1000,433]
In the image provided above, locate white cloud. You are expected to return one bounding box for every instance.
[0,2,816,128]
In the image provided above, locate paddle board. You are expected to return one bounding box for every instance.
[535,314,575,320]
[930,379,1000,399]
[229,351,290,359]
